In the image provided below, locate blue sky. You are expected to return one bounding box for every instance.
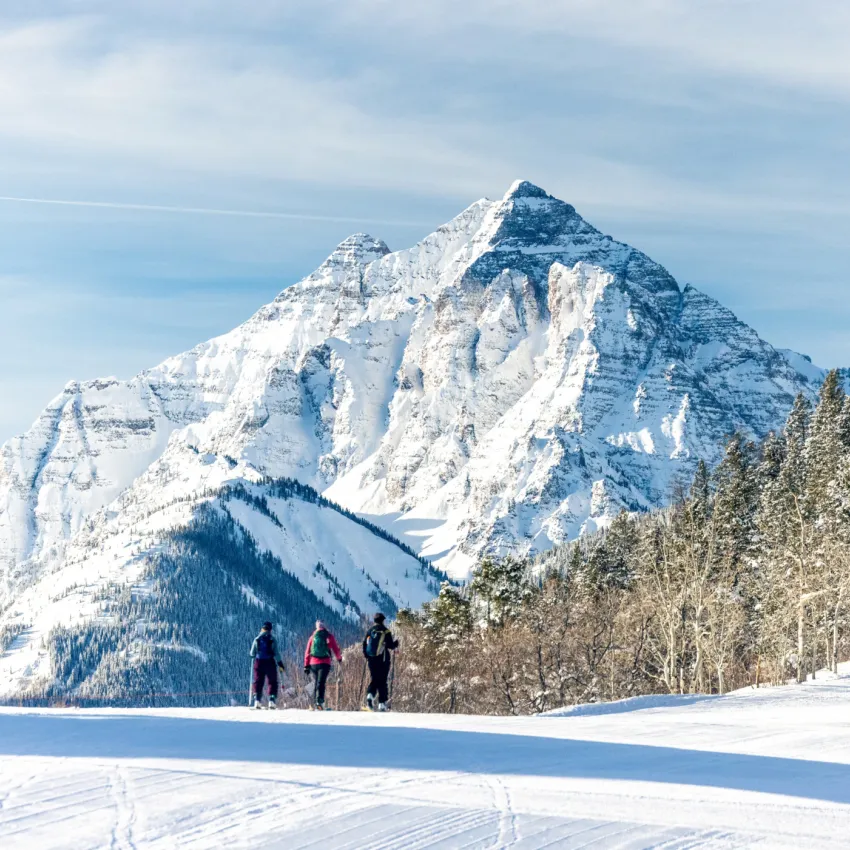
[1,1,850,441]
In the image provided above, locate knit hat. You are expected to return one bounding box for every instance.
[374,612,386,623]
[262,621,273,631]
[315,620,326,630]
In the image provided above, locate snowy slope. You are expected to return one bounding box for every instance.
[0,180,828,589]
[0,460,438,698]
[3,671,850,848]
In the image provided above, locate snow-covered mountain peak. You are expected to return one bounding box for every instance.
[0,183,833,596]
[488,181,584,249]
[502,179,553,201]
[321,232,391,270]
[4,181,837,700]
[272,232,392,303]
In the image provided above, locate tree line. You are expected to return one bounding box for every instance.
[1,469,444,707]
[3,502,361,707]
[132,474,447,591]
[7,372,849,712]
[388,371,850,714]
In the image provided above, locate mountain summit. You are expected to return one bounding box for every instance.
[0,181,824,589]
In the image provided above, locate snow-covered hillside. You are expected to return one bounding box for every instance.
[3,672,850,848]
[0,180,827,594]
[0,463,439,699]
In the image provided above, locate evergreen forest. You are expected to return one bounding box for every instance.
[385,371,850,714]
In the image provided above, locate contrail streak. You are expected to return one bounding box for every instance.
[0,195,429,228]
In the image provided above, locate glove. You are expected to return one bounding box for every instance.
[277,661,285,672]
[304,666,310,676]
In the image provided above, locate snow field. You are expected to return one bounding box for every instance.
[3,672,850,848]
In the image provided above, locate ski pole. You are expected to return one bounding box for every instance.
[248,660,254,708]
[358,658,367,706]
[388,652,396,709]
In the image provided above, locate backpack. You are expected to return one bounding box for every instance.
[256,632,274,660]
[364,626,387,658]
[310,629,331,659]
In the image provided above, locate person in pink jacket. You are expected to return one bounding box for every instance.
[303,620,342,709]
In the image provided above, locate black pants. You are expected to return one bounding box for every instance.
[366,656,391,704]
[253,658,278,699]
[310,665,330,705]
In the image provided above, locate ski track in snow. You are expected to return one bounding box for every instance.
[4,674,850,848]
[108,766,137,850]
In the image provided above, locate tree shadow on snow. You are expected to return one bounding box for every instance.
[0,712,847,805]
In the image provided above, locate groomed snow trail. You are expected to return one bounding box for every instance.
[3,674,850,849]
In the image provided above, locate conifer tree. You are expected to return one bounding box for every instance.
[469,556,530,626]
[712,433,757,569]
[690,460,711,522]
[583,512,636,590]
[422,582,473,713]
[756,393,812,681]
[806,370,845,517]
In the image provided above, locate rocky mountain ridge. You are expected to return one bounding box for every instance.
[0,179,826,591]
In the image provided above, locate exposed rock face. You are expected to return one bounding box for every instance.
[0,180,824,590]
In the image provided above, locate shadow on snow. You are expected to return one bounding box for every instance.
[0,712,846,805]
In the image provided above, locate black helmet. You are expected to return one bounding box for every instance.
[262,621,273,631]
[373,612,386,623]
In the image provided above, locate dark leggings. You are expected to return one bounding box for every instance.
[310,665,330,705]
[366,656,391,703]
[253,658,278,698]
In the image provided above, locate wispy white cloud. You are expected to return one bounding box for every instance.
[340,0,850,98]
[1,5,846,221]
[0,195,430,227]
[1,1,850,442]
[0,16,501,196]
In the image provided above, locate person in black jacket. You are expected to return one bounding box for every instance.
[362,612,398,711]
[249,621,285,709]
